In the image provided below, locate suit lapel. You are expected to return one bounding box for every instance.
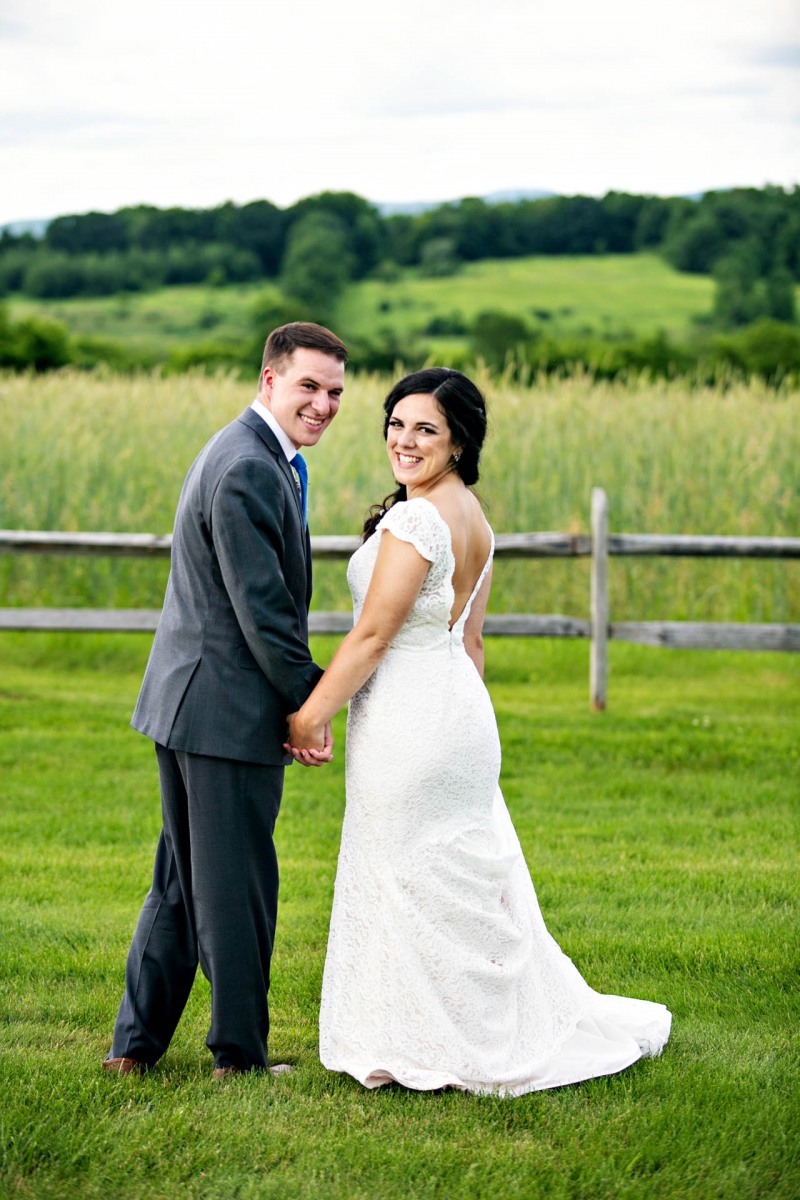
[236,409,311,584]
[237,408,306,531]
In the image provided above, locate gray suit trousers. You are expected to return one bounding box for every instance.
[110,745,284,1070]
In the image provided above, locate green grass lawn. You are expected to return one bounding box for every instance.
[1,634,797,1199]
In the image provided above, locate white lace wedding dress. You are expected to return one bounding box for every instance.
[319,498,671,1095]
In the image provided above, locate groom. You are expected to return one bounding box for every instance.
[104,322,347,1078]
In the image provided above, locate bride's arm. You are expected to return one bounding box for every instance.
[463,565,492,679]
[287,531,430,758]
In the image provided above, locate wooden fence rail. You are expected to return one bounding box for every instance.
[2,489,798,709]
[3,528,800,560]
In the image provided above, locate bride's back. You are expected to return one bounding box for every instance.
[431,487,492,627]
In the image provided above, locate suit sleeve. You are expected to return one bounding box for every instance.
[211,454,322,711]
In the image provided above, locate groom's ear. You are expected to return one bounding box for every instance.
[260,366,274,399]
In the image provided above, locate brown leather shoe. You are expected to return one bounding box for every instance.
[103,1056,145,1075]
[212,1063,294,1080]
[212,1066,245,1080]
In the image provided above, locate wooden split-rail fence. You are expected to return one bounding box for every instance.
[1,489,798,709]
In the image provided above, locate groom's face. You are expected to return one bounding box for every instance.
[261,348,344,450]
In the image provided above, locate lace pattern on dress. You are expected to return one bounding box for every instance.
[321,494,671,1096]
[348,499,456,651]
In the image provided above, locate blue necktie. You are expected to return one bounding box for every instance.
[292,452,308,525]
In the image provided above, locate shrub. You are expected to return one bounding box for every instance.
[424,312,468,336]
[469,310,530,368]
[714,319,800,381]
[4,314,72,370]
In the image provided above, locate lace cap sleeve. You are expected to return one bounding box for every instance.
[379,499,450,565]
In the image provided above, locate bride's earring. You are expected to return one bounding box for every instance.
[452,451,462,465]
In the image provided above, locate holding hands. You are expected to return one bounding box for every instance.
[285,714,334,766]
[282,523,434,770]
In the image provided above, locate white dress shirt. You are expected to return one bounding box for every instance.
[250,398,296,464]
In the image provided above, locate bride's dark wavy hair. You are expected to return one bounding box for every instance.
[362,367,488,540]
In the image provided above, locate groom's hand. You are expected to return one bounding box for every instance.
[284,713,334,767]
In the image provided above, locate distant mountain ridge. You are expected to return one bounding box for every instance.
[1,217,51,237]
[375,189,557,216]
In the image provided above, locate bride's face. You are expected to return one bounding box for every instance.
[386,393,459,490]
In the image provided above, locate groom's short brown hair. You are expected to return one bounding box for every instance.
[261,322,348,378]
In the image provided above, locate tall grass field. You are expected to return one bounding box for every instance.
[0,368,797,624]
[0,633,798,1199]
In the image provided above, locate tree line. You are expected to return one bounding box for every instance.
[1,186,798,323]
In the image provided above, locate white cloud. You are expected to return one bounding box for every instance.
[0,0,797,223]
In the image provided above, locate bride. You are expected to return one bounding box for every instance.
[287,367,671,1096]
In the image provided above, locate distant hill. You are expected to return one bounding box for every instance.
[1,218,51,237]
[375,189,557,216]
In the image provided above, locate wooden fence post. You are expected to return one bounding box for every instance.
[590,487,609,711]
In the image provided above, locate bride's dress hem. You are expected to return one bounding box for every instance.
[321,1000,671,1097]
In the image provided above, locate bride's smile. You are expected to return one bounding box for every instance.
[386,393,461,492]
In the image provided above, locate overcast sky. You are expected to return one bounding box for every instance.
[0,0,797,226]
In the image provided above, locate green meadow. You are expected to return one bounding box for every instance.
[0,633,798,1199]
[7,282,265,366]
[7,253,718,366]
[338,253,716,342]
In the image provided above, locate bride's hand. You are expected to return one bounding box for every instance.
[284,714,334,766]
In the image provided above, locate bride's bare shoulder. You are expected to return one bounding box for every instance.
[429,488,491,556]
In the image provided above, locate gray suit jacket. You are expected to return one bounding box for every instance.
[132,407,323,765]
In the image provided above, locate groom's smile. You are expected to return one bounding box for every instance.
[260,347,345,449]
